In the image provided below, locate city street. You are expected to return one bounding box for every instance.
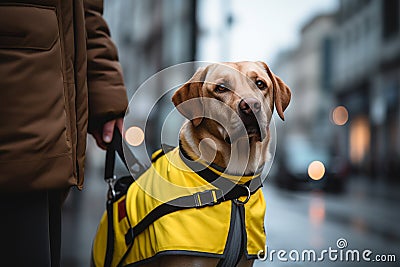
[255,179,400,266]
[60,146,399,267]
[1,1,398,267]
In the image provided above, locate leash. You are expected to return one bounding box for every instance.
[103,127,146,267]
[104,127,146,193]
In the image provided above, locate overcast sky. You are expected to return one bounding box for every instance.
[226,0,338,63]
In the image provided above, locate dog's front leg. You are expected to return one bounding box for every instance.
[236,256,254,267]
[147,255,220,267]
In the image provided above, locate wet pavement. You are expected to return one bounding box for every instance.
[60,147,400,266]
[254,179,400,266]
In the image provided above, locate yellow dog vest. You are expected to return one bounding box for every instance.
[92,147,266,266]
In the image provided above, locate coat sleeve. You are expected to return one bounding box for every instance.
[84,0,128,133]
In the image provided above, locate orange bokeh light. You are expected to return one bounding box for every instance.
[309,197,325,226]
[125,126,145,146]
[349,116,370,164]
[308,161,325,180]
[332,106,349,126]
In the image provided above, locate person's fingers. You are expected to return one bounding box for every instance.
[92,118,123,150]
[93,131,107,150]
[103,120,116,143]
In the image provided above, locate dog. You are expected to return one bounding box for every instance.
[92,61,291,267]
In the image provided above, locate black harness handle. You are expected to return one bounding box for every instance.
[103,127,145,267]
[105,128,146,180]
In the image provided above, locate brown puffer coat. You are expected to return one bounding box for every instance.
[0,0,128,192]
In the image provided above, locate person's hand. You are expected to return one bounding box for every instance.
[92,118,123,150]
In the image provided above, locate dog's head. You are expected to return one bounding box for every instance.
[172,61,291,144]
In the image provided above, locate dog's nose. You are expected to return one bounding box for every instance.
[239,98,261,115]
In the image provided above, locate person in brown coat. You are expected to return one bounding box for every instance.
[0,0,128,266]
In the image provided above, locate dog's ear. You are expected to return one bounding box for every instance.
[172,67,207,127]
[258,61,291,121]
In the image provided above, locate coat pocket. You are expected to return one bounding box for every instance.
[0,4,58,50]
[0,4,71,163]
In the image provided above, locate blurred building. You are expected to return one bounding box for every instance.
[104,0,198,153]
[196,0,234,61]
[274,14,336,137]
[104,0,197,96]
[272,14,337,170]
[273,0,400,183]
[332,0,400,180]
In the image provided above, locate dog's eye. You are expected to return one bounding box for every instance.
[215,84,229,93]
[256,80,266,90]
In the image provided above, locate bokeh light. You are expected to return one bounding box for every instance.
[332,106,349,126]
[125,126,145,146]
[349,116,370,164]
[309,196,325,226]
[308,161,325,180]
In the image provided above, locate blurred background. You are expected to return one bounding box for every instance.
[61,0,400,266]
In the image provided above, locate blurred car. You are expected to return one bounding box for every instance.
[273,134,346,193]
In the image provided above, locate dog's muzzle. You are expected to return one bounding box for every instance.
[237,98,264,141]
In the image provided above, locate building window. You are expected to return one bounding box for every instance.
[321,37,332,90]
[364,16,371,36]
[382,0,400,39]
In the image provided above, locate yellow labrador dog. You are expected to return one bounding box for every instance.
[92,61,290,267]
[150,61,291,267]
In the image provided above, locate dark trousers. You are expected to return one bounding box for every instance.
[0,190,62,267]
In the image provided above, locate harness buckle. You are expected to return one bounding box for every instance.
[106,175,117,200]
[193,189,223,207]
[233,184,251,206]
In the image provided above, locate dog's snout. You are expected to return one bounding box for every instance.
[239,98,261,115]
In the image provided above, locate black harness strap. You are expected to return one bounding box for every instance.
[179,146,263,196]
[105,128,146,180]
[104,128,146,267]
[104,199,115,267]
[124,178,262,246]
[123,147,264,247]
